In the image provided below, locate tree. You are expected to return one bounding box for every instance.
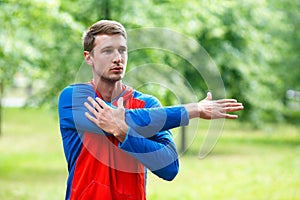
[123,0,298,126]
[1,0,299,127]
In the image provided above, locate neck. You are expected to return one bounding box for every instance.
[93,79,123,102]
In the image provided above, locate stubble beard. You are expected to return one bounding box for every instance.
[100,73,124,84]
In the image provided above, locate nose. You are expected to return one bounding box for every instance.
[113,51,122,65]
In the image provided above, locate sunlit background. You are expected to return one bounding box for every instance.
[0,0,299,199]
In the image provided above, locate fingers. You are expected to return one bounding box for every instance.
[84,96,111,112]
[211,111,239,120]
[84,111,98,123]
[197,92,244,120]
[223,102,244,112]
[205,92,212,101]
[215,99,238,103]
[209,100,244,120]
[208,102,243,111]
[86,96,102,111]
[84,101,96,115]
[217,103,244,114]
[84,97,105,122]
[224,102,243,107]
[224,114,239,119]
[95,97,108,109]
[213,100,243,111]
[84,96,125,118]
[225,106,244,113]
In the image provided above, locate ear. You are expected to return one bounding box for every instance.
[84,51,93,66]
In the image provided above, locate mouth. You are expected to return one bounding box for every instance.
[110,66,123,72]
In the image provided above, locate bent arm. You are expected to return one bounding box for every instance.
[120,127,179,181]
[125,105,189,138]
[58,84,190,135]
[58,84,181,180]
[58,84,106,135]
[60,84,244,136]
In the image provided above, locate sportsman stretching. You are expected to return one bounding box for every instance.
[58,20,243,200]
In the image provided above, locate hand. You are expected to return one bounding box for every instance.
[185,92,244,119]
[84,97,129,142]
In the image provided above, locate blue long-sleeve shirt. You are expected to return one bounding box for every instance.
[58,83,189,200]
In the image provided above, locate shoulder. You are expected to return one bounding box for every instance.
[58,83,94,102]
[59,83,93,96]
[132,89,162,108]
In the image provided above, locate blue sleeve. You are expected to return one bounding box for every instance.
[58,84,189,135]
[125,106,189,138]
[58,84,188,181]
[120,127,179,181]
[120,95,186,181]
[58,84,107,135]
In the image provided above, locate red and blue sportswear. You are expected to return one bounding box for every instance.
[58,83,189,200]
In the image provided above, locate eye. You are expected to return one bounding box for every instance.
[101,48,114,54]
[119,48,127,54]
[103,49,113,54]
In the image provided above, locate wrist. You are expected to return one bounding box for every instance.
[184,103,200,119]
[113,124,129,142]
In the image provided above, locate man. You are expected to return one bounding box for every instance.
[58,20,243,200]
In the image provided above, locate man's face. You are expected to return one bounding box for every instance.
[85,34,128,83]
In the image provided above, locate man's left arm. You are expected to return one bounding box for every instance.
[85,96,181,181]
[120,126,179,181]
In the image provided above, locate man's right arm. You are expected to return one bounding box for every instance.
[58,84,107,135]
[59,84,244,137]
[58,84,186,180]
[59,84,192,136]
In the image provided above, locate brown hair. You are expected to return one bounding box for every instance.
[82,20,127,52]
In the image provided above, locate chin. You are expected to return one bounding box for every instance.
[105,76,123,82]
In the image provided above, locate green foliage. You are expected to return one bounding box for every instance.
[0,0,84,106]
[1,0,299,125]
[193,0,290,125]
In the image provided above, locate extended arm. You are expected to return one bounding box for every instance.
[59,84,243,180]
[83,89,243,180]
[59,84,190,136]
[84,91,244,142]
[58,84,185,180]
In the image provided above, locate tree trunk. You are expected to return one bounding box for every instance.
[180,126,186,154]
[103,0,111,19]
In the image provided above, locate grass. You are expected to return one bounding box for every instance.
[1,108,300,200]
[148,120,300,200]
[0,108,66,200]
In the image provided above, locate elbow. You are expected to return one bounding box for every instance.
[153,160,179,181]
[163,167,179,181]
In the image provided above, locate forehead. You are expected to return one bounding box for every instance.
[94,34,127,49]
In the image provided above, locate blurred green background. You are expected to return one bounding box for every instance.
[1,108,299,200]
[0,0,300,199]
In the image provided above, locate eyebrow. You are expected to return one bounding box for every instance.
[101,45,127,50]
